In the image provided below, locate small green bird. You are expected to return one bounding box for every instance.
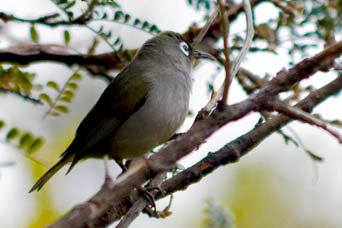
[29,31,212,192]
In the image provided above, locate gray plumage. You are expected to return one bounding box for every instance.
[30,31,209,192]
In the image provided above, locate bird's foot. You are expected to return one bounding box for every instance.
[137,186,156,210]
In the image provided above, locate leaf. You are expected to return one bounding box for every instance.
[50,112,60,116]
[46,81,60,92]
[59,96,72,103]
[124,14,131,23]
[98,25,104,33]
[64,0,76,10]
[133,18,141,26]
[19,132,33,149]
[150,24,159,33]
[67,11,74,20]
[28,137,44,154]
[0,120,5,130]
[114,10,123,21]
[57,0,67,4]
[17,72,33,95]
[306,150,324,162]
[66,82,78,90]
[63,90,74,98]
[70,72,82,80]
[6,128,19,142]
[30,25,39,43]
[142,21,149,29]
[64,30,71,45]
[113,37,121,45]
[102,12,108,19]
[55,105,69,113]
[39,93,52,105]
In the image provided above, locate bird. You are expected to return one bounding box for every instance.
[29,31,212,192]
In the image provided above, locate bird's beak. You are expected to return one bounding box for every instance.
[192,50,215,60]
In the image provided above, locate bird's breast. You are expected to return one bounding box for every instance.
[108,74,191,159]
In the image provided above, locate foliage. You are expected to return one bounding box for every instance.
[0,65,35,97]
[42,71,82,117]
[0,0,341,227]
[0,120,44,154]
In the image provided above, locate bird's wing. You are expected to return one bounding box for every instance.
[62,67,151,172]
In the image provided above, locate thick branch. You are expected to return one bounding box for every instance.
[0,45,136,81]
[159,74,342,197]
[0,0,263,79]
[90,71,342,228]
[48,40,342,228]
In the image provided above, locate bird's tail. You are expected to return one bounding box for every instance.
[29,156,70,193]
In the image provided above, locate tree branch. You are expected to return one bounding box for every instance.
[0,88,42,104]
[47,40,342,228]
[0,44,137,82]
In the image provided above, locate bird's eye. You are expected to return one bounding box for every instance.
[179,41,190,56]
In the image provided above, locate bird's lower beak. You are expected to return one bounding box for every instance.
[192,50,215,60]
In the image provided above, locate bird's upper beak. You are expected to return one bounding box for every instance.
[192,50,215,60]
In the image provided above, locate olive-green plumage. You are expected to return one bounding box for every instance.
[29,31,211,192]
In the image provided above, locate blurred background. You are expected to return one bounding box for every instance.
[0,0,341,227]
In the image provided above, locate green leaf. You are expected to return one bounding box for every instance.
[63,90,74,97]
[59,96,72,103]
[30,25,39,43]
[28,137,44,154]
[0,120,5,130]
[67,11,74,20]
[150,24,159,33]
[17,72,33,95]
[46,81,60,92]
[102,12,108,19]
[55,105,69,113]
[70,72,82,80]
[66,82,78,90]
[113,37,121,45]
[57,0,67,4]
[6,128,19,142]
[64,30,71,45]
[133,18,141,26]
[50,112,60,116]
[98,25,104,33]
[19,132,33,149]
[142,21,149,29]
[306,150,324,162]
[64,0,76,10]
[124,14,131,23]
[114,10,123,21]
[39,93,52,105]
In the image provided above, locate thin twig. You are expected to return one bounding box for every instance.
[217,0,231,104]
[74,0,98,23]
[0,88,42,104]
[85,24,117,52]
[43,71,78,118]
[268,0,297,16]
[92,74,342,227]
[203,0,254,111]
[192,8,219,49]
[271,99,342,144]
[47,39,342,228]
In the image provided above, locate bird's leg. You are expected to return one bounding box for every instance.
[137,186,156,209]
[103,155,112,183]
[115,159,127,177]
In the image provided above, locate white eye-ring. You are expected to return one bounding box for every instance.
[179,41,190,56]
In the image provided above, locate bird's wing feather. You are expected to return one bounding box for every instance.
[61,66,151,172]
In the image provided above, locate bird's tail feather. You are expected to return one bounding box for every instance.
[29,156,69,193]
